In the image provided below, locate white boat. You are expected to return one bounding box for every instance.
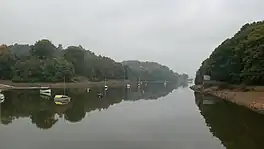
[54,95,71,105]
[126,84,131,88]
[104,86,108,91]
[164,81,167,87]
[86,88,91,92]
[104,78,108,91]
[0,93,5,103]
[40,88,51,96]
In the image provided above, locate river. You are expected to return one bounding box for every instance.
[1,84,264,149]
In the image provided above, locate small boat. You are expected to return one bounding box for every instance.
[0,93,5,103]
[126,84,131,89]
[104,85,108,91]
[104,78,108,91]
[164,81,167,87]
[40,88,51,96]
[54,95,71,105]
[86,88,91,92]
[54,76,71,105]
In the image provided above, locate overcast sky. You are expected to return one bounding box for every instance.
[1,0,264,76]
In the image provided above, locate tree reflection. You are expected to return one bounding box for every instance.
[1,84,179,129]
[31,110,58,129]
[64,100,86,123]
[194,92,264,149]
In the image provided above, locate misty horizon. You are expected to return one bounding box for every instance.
[1,0,264,76]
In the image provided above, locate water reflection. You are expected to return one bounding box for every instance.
[194,92,264,149]
[0,84,177,129]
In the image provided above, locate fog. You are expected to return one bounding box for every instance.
[1,0,264,76]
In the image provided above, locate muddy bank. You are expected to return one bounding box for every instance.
[0,80,131,90]
[190,85,264,114]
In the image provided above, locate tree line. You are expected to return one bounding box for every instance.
[195,21,264,85]
[0,39,185,83]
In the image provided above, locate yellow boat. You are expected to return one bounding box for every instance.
[54,95,71,105]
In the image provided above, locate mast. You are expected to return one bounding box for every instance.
[64,76,66,95]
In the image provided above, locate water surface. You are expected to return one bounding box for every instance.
[1,84,264,149]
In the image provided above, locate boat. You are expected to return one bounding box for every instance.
[104,78,108,91]
[86,88,91,92]
[126,84,131,88]
[164,81,167,87]
[0,93,5,103]
[40,88,51,96]
[54,95,71,105]
[54,76,71,105]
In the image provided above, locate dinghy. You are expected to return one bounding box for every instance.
[40,88,51,96]
[0,93,5,103]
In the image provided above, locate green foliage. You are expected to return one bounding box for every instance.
[64,46,85,75]
[122,60,179,82]
[0,45,15,79]
[8,44,31,57]
[195,21,264,85]
[12,57,74,82]
[31,39,56,59]
[0,39,182,83]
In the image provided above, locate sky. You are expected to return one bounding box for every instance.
[1,0,264,76]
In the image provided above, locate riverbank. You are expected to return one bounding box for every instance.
[190,85,264,114]
[0,80,131,90]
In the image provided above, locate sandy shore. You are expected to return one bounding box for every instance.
[190,85,264,114]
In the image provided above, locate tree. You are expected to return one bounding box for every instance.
[31,110,58,129]
[0,39,181,83]
[121,60,178,82]
[12,58,75,82]
[195,20,264,85]
[9,44,31,57]
[57,44,63,50]
[0,45,15,79]
[64,46,85,75]
[31,39,56,59]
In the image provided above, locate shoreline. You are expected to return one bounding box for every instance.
[190,85,264,114]
[0,80,131,90]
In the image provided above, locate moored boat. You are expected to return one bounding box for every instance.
[54,95,71,105]
[0,93,5,103]
[40,88,51,96]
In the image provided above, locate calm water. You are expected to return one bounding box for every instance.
[1,84,264,149]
